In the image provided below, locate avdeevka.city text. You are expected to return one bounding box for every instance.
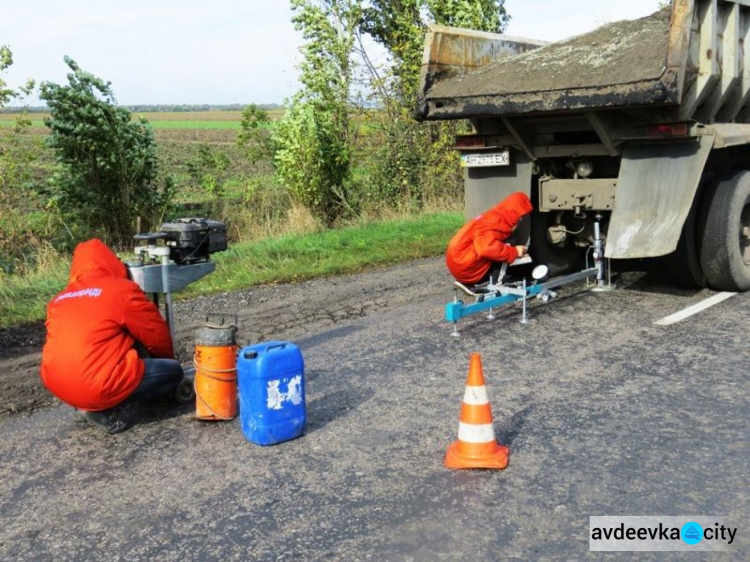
[591,522,736,544]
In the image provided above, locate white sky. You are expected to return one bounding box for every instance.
[1,0,665,107]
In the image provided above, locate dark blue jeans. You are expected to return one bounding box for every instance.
[130,358,184,401]
[130,341,184,402]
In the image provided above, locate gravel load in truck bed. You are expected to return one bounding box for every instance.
[424,8,673,116]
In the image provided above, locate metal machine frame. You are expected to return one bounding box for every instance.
[126,241,218,403]
[446,214,614,336]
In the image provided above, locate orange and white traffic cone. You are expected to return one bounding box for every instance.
[444,353,509,470]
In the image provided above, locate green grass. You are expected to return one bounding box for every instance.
[182,211,461,296]
[0,212,462,329]
[0,258,71,329]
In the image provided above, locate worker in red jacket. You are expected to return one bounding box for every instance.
[446,191,533,285]
[41,239,184,434]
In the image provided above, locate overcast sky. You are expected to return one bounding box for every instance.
[1,0,665,107]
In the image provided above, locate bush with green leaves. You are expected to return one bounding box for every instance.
[187,144,231,199]
[237,103,274,167]
[274,97,354,223]
[273,0,360,225]
[39,57,174,246]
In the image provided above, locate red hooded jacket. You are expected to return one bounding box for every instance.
[40,239,174,411]
[446,192,533,284]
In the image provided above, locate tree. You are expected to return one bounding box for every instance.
[362,1,509,105]
[427,0,508,33]
[274,0,509,218]
[360,1,424,102]
[273,0,362,224]
[39,57,174,246]
[358,1,509,209]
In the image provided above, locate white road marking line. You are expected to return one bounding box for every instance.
[654,292,737,326]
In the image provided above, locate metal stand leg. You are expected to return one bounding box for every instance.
[150,247,176,342]
[451,288,461,337]
[520,278,529,324]
[487,307,496,320]
[591,213,614,293]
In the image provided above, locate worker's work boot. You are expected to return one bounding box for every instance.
[82,406,131,434]
[72,409,88,423]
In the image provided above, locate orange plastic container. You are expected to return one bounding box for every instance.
[194,316,238,420]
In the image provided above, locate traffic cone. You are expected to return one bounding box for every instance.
[445,353,509,469]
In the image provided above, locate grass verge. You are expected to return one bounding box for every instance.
[0,211,462,329]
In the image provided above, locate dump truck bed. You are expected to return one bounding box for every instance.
[423,10,672,116]
[418,1,750,124]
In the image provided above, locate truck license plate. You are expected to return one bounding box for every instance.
[461,150,510,168]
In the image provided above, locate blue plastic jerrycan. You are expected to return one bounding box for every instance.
[237,341,306,445]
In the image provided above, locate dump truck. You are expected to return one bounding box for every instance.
[416,0,750,291]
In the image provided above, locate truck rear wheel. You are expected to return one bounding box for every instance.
[699,170,750,291]
[657,179,708,289]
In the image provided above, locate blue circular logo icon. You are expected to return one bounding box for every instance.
[681,522,704,545]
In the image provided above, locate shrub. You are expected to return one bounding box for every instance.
[39,57,175,246]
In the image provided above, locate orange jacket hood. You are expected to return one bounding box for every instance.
[68,238,128,284]
[445,192,533,285]
[484,192,533,233]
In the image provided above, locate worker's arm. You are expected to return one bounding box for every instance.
[473,229,523,263]
[121,282,175,359]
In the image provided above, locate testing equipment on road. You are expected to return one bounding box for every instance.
[126,217,228,402]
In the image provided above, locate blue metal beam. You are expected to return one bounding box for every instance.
[446,284,544,322]
[445,268,598,322]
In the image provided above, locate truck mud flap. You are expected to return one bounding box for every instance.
[605,133,713,259]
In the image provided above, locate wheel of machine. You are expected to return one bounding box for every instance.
[699,169,750,291]
[656,177,710,289]
[530,210,586,276]
[173,377,196,404]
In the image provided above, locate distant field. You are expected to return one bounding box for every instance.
[0,109,284,129]
[148,120,243,129]
[0,117,47,127]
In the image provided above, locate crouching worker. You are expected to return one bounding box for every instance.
[446,191,533,286]
[40,239,184,434]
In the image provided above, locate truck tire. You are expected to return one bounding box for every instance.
[530,210,586,276]
[657,179,709,289]
[699,170,750,291]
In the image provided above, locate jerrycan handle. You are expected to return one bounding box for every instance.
[241,341,290,360]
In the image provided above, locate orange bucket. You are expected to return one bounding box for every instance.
[194,315,238,420]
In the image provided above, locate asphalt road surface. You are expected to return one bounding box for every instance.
[0,258,747,560]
